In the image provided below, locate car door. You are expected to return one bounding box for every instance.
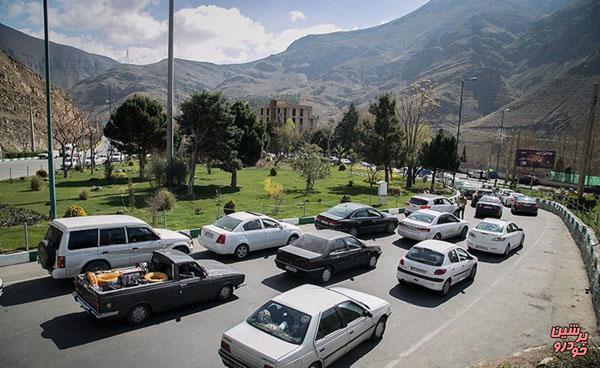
[507,224,521,249]
[343,237,370,268]
[432,198,445,212]
[314,308,349,367]
[436,215,453,239]
[337,301,370,353]
[367,209,387,233]
[455,248,473,282]
[442,198,456,213]
[328,238,354,271]
[98,227,132,268]
[446,249,463,281]
[260,218,287,247]
[241,220,266,251]
[65,228,100,274]
[127,226,163,264]
[178,263,216,306]
[446,214,462,237]
[351,208,371,233]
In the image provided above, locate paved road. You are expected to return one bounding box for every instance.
[0,159,61,180]
[0,206,595,368]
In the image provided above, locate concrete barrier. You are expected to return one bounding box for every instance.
[538,199,600,327]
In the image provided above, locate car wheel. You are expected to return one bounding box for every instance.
[468,265,477,280]
[320,267,333,283]
[84,260,111,273]
[433,233,442,240]
[216,285,233,301]
[174,246,190,254]
[398,279,407,286]
[349,228,358,237]
[440,279,451,297]
[460,226,468,239]
[367,254,378,268]
[386,222,396,234]
[126,304,150,325]
[287,234,299,245]
[308,362,322,368]
[371,316,387,341]
[234,244,249,260]
[504,244,511,257]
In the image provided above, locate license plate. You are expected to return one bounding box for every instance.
[285,265,297,272]
[204,230,214,239]
[410,266,426,274]
[477,245,488,250]
[483,205,492,209]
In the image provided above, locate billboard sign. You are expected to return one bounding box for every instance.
[516,149,556,169]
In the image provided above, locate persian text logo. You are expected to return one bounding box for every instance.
[550,323,589,358]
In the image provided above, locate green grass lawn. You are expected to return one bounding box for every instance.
[0,163,447,252]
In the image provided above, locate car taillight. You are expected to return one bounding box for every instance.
[316,215,324,222]
[216,234,226,244]
[417,227,430,233]
[514,202,520,207]
[399,258,404,266]
[420,205,430,209]
[221,340,231,353]
[57,256,65,268]
[434,268,447,275]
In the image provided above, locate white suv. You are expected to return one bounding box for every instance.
[199,212,302,259]
[405,194,458,216]
[37,215,193,279]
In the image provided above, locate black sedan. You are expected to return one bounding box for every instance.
[314,202,398,236]
[518,175,539,185]
[511,196,539,216]
[475,195,503,219]
[275,230,381,283]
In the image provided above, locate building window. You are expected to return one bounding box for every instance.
[300,109,304,117]
[300,118,303,126]
[260,108,264,115]
[266,108,269,116]
[292,108,296,116]
[284,108,287,116]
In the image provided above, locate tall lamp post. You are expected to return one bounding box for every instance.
[166,0,175,176]
[452,76,477,186]
[494,108,509,187]
[43,0,57,219]
[101,83,112,117]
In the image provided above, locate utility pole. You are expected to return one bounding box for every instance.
[577,83,599,200]
[166,0,175,181]
[43,0,57,219]
[512,130,521,187]
[494,108,508,187]
[29,96,35,152]
[452,76,477,186]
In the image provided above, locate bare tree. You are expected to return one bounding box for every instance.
[395,80,439,188]
[81,111,103,175]
[51,101,86,178]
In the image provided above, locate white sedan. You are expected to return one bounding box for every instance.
[502,192,526,207]
[397,209,468,241]
[219,284,392,368]
[199,211,302,259]
[397,240,478,296]
[467,219,525,256]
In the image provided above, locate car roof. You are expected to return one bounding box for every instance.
[517,196,536,202]
[412,194,443,200]
[331,202,367,210]
[479,195,501,202]
[307,229,348,241]
[477,218,508,226]
[154,249,194,265]
[412,209,442,217]
[227,211,264,221]
[413,239,455,253]
[272,284,349,315]
[51,215,147,231]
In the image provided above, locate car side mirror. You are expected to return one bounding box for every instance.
[364,310,373,318]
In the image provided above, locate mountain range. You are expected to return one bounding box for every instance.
[0,0,599,154]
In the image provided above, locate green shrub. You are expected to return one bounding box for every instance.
[127,160,135,166]
[104,159,114,183]
[128,184,136,208]
[79,189,90,200]
[149,159,167,187]
[341,195,352,203]
[64,204,87,217]
[269,167,278,177]
[145,188,176,226]
[36,169,48,178]
[30,175,44,191]
[347,180,354,187]
[169,156,189,187]
[338,164,346,171]
[224,199,236,214]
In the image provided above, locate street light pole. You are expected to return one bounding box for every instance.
[452,77,477,187]
[494,108,508,187]
[166,0,175,175]
[43,0,57,219]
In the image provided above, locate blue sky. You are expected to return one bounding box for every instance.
[0,0,428,64]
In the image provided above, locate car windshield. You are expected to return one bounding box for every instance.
[214,215,243,231]
[519,197,536,203]
[406,247,444,267]
[407,212,435,224]
[476,222,504,233]
[292,234,329,254]
[44,225,63,250]
[325,204,355,218]
[247,301,311,345]
[409,197,428,206]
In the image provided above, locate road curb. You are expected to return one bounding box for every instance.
[0,157,39,162]
[0,250,37,267]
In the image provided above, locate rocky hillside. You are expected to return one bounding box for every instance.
[0,49,82,152]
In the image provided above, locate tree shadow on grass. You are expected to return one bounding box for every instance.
[327,184,378,197]
[171,184,241,201]
[55,177,145,188]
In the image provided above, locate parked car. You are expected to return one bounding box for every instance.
[467,219,525,256]
[405,194,458,216]
[397,239,478,296]
[61,157,79,169]
[474,195,503,219]
[275,230,381,283]
[462,182,477,198]
[37,215,194,279]
[74,250,245,325]
[314,203,398,236]
[219,284,391,368]
[471,188,494,207]
[199,212,302,260]
[518,175,539,185]
[511,196,539,216]
[397,209,468,241]
[502,192,526,207]
[496,188,514,199]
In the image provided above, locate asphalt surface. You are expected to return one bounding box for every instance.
[0,206,595,368]
[0,158,60,180]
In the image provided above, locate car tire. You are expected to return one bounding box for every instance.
[234,244,249,260]
[468,265,477,280]
[367,254,378,268]
[320,267,333,283]
[174,246,190,254]
[433,233,442,240]
[83,260,111,273]
[308,362,322,368]
[126,304,151,325]
[287,234,299,245]
[504,244,511,257]
[460,226,468,239]
[216,285,233,301]
[386,222,396,234]
[349,228,358,237]
[371,316,387,341]
[440,279,451,297]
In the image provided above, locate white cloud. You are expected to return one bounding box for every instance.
[289,10,307,22]
[6,2,342,65]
